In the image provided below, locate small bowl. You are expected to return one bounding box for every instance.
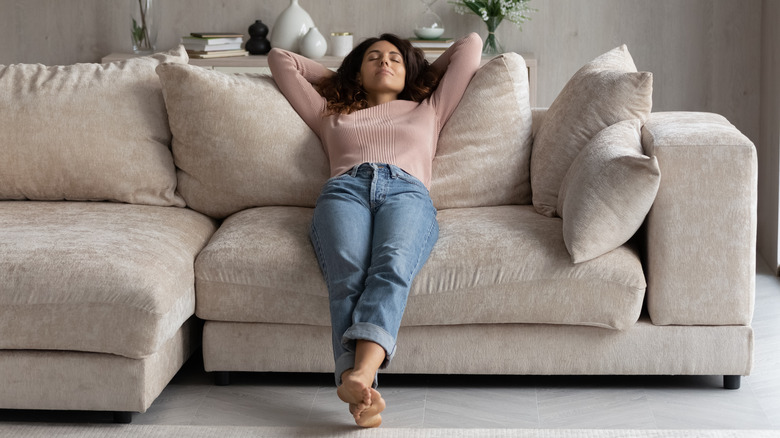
[414,27,445,39]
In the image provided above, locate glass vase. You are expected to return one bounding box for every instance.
[130,0,158,54]
[482,16,504,57]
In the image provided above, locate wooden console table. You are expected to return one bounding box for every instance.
[102,53,537,107]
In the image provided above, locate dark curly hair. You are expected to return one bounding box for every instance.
[316,34,439,115]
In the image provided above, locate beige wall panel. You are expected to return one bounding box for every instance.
[759,0,780,272]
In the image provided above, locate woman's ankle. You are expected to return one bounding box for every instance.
[347,368,376,388]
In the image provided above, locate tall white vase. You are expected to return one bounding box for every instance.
[270,0,315,53]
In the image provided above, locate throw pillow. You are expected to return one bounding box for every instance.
[431,52,533,209]
[530,44,653,217]
[557,119,660,263]
[0,46,188,206]
[156,63,328,219]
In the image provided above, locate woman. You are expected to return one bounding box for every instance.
[269,31,482,427]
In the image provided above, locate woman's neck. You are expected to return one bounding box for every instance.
[366,92,399,107]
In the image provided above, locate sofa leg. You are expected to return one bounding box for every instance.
[215,371,231,386]
[724,375,741,390]
[113,411,132,424]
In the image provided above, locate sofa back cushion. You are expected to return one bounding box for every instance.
[157,53,533,218]
[431,52,533,208]
[0,47,188,206]
[530,45,653,217]
[156,63,329,219]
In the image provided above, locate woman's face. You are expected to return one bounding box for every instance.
[358,40,406,102]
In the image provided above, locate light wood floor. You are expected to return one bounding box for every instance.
[3,256,779,429]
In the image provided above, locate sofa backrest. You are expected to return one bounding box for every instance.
[431,52,533,209]
[0,47,188,206]
[156,52,533,219]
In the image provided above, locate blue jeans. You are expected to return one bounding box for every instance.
[310,163,439,387]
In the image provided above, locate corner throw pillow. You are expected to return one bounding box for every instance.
[431,52,533,209]
[531,44,653,217]
[557,119,660,263]
[0,46,188,206]
[156,63,328,219]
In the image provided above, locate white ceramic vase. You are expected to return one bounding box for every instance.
[270,0,315,53]
[300,27,327,58]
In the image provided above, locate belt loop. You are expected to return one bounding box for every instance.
[388,164,401,179]
[349,164,361,177]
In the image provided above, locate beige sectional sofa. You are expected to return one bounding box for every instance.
[0,44,756,423]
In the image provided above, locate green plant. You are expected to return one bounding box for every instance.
[451,0,534,28]
[451,0,535,55]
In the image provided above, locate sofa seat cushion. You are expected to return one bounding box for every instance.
[195,205,646,330]
[0,202,217,359]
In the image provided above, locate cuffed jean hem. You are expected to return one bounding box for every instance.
[334,353,380,389]
[333,322,396,388]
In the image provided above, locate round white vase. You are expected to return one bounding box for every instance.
[300,27,327,58]
[270,0,315,53]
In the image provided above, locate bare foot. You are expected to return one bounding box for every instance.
[354,388,385,428]
[337,371,372,417]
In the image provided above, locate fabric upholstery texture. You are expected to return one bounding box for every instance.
[195,205,646,330]
[530,44,653,217]
[156,63,329,219]
[0,47,187,206]
[430,52,533,208]
[202,319,753,377]
[557,119,661,263]
[157,55,534,218]
[0,202,216,359]
[643,112,757,326]
[0,317,199,413]
[0,41,759,416]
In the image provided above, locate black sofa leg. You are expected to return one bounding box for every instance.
[113,411,132,424]
[724,375,741,390]
[215,371,231,386]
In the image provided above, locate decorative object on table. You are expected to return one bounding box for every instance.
[330,32,353,57]
[181,33,248,59]
[414,0,445,39]
[410,37,454,56]
[300,27,327,59]
[270,0,315,53]
[130,0,158,54]
[246,20,271,55]
[451,0,534,56]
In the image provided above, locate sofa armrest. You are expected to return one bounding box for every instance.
[642,112,757,326]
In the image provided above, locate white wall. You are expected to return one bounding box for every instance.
[1,0,775,269]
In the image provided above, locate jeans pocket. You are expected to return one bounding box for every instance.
[394,170,426,190]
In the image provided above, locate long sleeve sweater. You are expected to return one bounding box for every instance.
[268,32,482,188]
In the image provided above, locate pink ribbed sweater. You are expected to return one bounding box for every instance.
[268,33,482,188]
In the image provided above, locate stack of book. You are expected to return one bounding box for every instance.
[410,38,454,56]
[181,32,248,59]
